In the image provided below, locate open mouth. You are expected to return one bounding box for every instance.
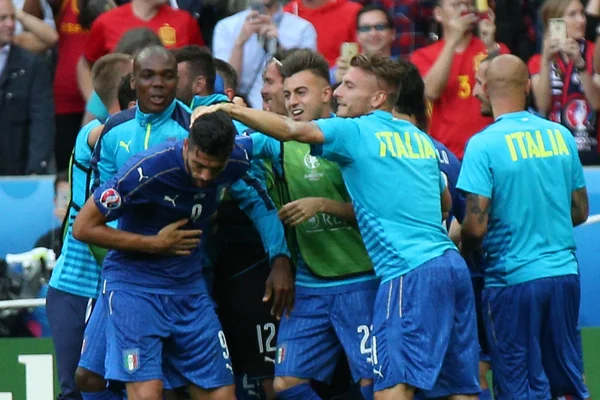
[290,109,304,119]
[149,95,165,106]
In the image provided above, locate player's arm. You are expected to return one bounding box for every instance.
[460,192,490,257]
[228,176,294,319]
[192,103,325,144]
[87,124,104,150]
[571,187,589,226]
[279,198,356,227]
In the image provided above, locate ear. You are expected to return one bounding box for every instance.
[193,76,206,96]
[371,90,387,110]
[225,88,235,101]
[433,6,443,24]
[183,138,189,152]
[322,85,333,104]
[483,80,490,98]
[127,101,137,109]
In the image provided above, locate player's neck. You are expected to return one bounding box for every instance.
[392,111,417,125]
[302,0,328,9]
[131,0,159,21]
[491,98,526,119]
[320,106,333,119]
[107,102,121,116]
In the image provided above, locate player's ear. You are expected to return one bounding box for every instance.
[225,88,235,101]
[483,80,490,98]
[322,85,333,104]
[372,90,387,109]
[193,76,206,96]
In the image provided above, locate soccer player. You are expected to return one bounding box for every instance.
[250,49,378,400]
[45,53,132,400]
[458,54,590,398]
[73,111,252,399]
[410,0,508,159]
[192,54,480,400]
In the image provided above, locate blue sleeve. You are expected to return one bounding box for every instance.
[439,170,447,193]
[228,175,290,262]
[93,158,150,222]
[251,133,281,161]
[91,127,119,191]
[310,118,361,164]
[86,90,109,120]
[564,127,587,190]
[456,135,493,198]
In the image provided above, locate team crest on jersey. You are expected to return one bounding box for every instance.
[158,24,176,46]
[276,344,286,364]
[123,348,140,373]
[100,188,121,209]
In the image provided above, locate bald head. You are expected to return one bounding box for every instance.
[485,54,530,97]
[134,45,175,71]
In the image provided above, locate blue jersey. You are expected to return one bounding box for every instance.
[312,110,455,282]
[91,99,191,190]
[93,137,255,294]
[50,120,103,299]
[433,139,465,226]
[252,132,376,289]
[457,111,586,287]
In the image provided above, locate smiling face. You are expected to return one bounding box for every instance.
[356,9,395,56]
[283,70,331,122]
[133,53,178,114]
[261,60,287,115]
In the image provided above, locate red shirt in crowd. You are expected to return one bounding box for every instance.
[54,0,88,115]
[83,3,204,64]
[284,0,361,67]
[411,36,509,159]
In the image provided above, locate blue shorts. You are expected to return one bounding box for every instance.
[105,289,234,389]
[371,250,479,397]
[471,275,491,363]
[483,274,589,399]
[275,280,378,383]
[78,292,106,376]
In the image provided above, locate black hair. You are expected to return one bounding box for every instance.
[174,45,216,93]
[280,48,330,83]
[117,72,136,110]
[356,4,394,30]
[189,110,237,160]
[393,58,428,130]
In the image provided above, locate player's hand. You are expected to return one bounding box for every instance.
[153,218,202,256]
[189,103,232,127]
[542,35,561,62]
[446,12,478,47]
[263,256,295,320]
[562,37,584,68]
[232,96,248,107]
[278,198,324,226]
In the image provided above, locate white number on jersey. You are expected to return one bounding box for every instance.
[256,323,277,353]
[191,204,203,221]
[218,330,230,359]
[358,324,373,364]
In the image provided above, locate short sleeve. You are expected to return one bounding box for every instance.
[410,47,434,77]
[440,170,448,193]
[83,18,108,64]
[310,118,361,164]
[251,133,280,161]
[456,135,493,198]
[93,159,151,221]
[527,54,542,76]
[86,91,109,120]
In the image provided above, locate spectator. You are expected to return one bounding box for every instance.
[215,57,239,100]
[76,0,204,103]
[529,0,600,165]
[34,170,69,258]
[0,0,55,176]
[212,0,317,109]
[51,0,113,173]
[357,0,436,58]
[13,0,58,54]
[81,27,162,125]
[410,0,508,159]
[331,4,396,83]
[284,0,362,67]
[495,0,537,62]
[174,44,215,106]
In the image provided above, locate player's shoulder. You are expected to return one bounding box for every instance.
[120,140,183,177]
[101,108,137,137]
[170,100,192,131]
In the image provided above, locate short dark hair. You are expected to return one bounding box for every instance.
[189,111,237,160]
[174,45,216,93]
[117,72,136,110]
[393,59,428,131]
[114,28,163,56]
[54,170,69,192]
[214,58,238,92]
[356,4,394,30]
[280,48,330,83]
[78,0,114,30]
